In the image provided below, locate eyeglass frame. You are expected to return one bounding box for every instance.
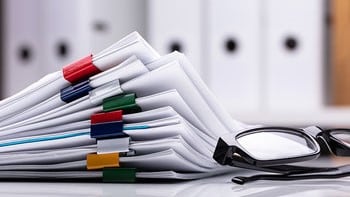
[213,126,350,173]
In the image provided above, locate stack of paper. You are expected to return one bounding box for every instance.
[0,32,247,182]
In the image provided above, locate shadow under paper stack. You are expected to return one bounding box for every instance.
[0,32,246,182]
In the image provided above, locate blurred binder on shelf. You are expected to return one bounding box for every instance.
[87,0,146,53]
[41,0,88,73]
[41,0,146,73]
[265,0,325,111]
[1,0,147,98]
[206,0,262,112]
[147,0,203,75]
[2,0,45,97]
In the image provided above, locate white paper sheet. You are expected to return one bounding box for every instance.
[0,160,86,170]
[0,146,95,165]
[130,136,218,169]
[136,89,207,132]
[122,61,230,138]
[124,119,212,157]
[146,52,247,132]
[120,148,209,172]
[0,106,182,140]
[0,108,99,136]
[0,130,95,153]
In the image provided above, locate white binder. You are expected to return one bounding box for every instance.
[206,0,262,112]
[41,0,88,73]
[86,0,147,53]
[2,0,45,97]
[147,0,203,75]
[41,0,147,73]
[264,0,324,111]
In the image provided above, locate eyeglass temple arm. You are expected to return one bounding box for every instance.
[230,155,337,174]
[232,164,350,185]
[266,165,336,175]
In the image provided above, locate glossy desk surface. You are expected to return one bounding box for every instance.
[0,170,349,197]
[0,157,348,196]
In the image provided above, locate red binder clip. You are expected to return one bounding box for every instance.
[63,54,101,84]
[91,110,123,124]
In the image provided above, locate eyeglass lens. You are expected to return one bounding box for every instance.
[330,130,350,147]
[236,130,318,160]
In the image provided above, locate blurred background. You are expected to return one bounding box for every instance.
[0,0,349,128]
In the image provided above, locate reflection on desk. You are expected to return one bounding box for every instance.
[0,157,347,196]
[0,171,348,197]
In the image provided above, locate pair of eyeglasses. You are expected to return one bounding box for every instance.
[213,126,350,184]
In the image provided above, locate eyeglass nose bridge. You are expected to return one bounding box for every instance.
[318,128,350,156]
[301,126,323,154]
[303,126,337,155]
[303,126,323,137]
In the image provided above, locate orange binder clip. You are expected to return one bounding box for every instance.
[86,152,120,170]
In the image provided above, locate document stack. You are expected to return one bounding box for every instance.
[0,32,246,182]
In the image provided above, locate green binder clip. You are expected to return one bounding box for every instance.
[103,93,142,114]
[103,168,137,183]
